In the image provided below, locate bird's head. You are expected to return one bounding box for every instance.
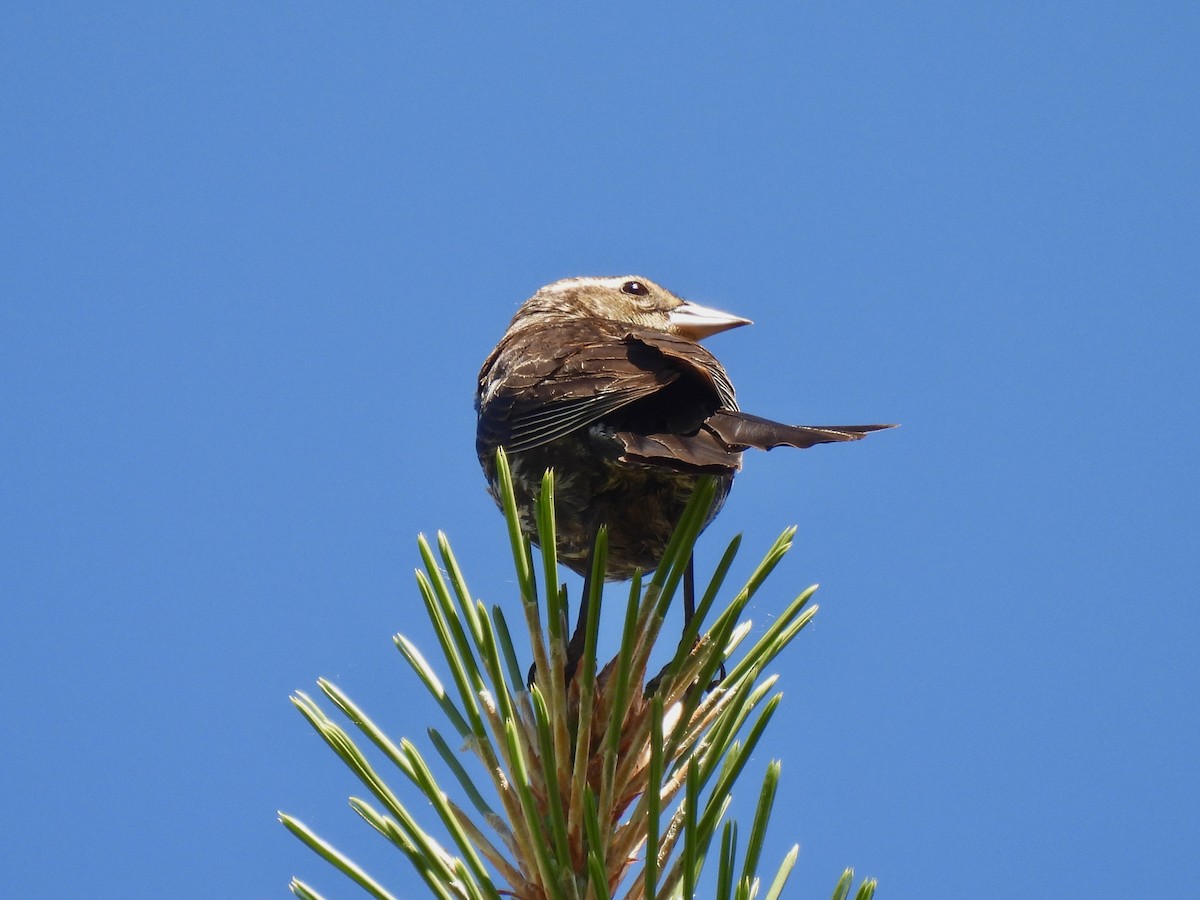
[511,276,752,339]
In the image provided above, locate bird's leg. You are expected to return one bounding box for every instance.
[563,553,594,684]
[523,592,573,691]
[683,554,696,626]
[645,556,695,695]
[689,554,729,688]
[527,529,599,688]
[646,553,725,694]
[526,565,587,687]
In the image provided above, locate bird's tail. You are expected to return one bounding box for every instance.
[707,410,896,450]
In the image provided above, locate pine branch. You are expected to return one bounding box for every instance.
[282,449,876,898]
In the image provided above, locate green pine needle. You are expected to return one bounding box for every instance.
[281,459,876,897]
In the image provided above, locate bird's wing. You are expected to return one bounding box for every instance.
[707,411,896,449]
[501,388,656,451]
[625,332,896,451]
[616,430,743,473]
[623,329,739,410]
[477,322,683,453]
[605,330,746,472]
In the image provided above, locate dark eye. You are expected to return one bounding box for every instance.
[621,280,649,296]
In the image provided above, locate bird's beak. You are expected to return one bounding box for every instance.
[668,301,753,340]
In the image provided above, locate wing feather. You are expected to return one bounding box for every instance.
[707,411,895,450]
[477,320,686,453]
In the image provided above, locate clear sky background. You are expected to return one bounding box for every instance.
[3,4,1197,898]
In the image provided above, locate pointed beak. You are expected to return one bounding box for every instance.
[667,300,753,340]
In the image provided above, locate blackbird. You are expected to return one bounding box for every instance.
[476,275,892,676]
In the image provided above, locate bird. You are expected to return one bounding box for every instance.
[475,275,893,680]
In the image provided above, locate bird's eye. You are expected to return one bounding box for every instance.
[621,281,649,296]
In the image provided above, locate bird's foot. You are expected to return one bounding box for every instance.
[645,652,725,697]
[525,654,583,690]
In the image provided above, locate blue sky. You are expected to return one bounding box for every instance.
[3,4,1197,898]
